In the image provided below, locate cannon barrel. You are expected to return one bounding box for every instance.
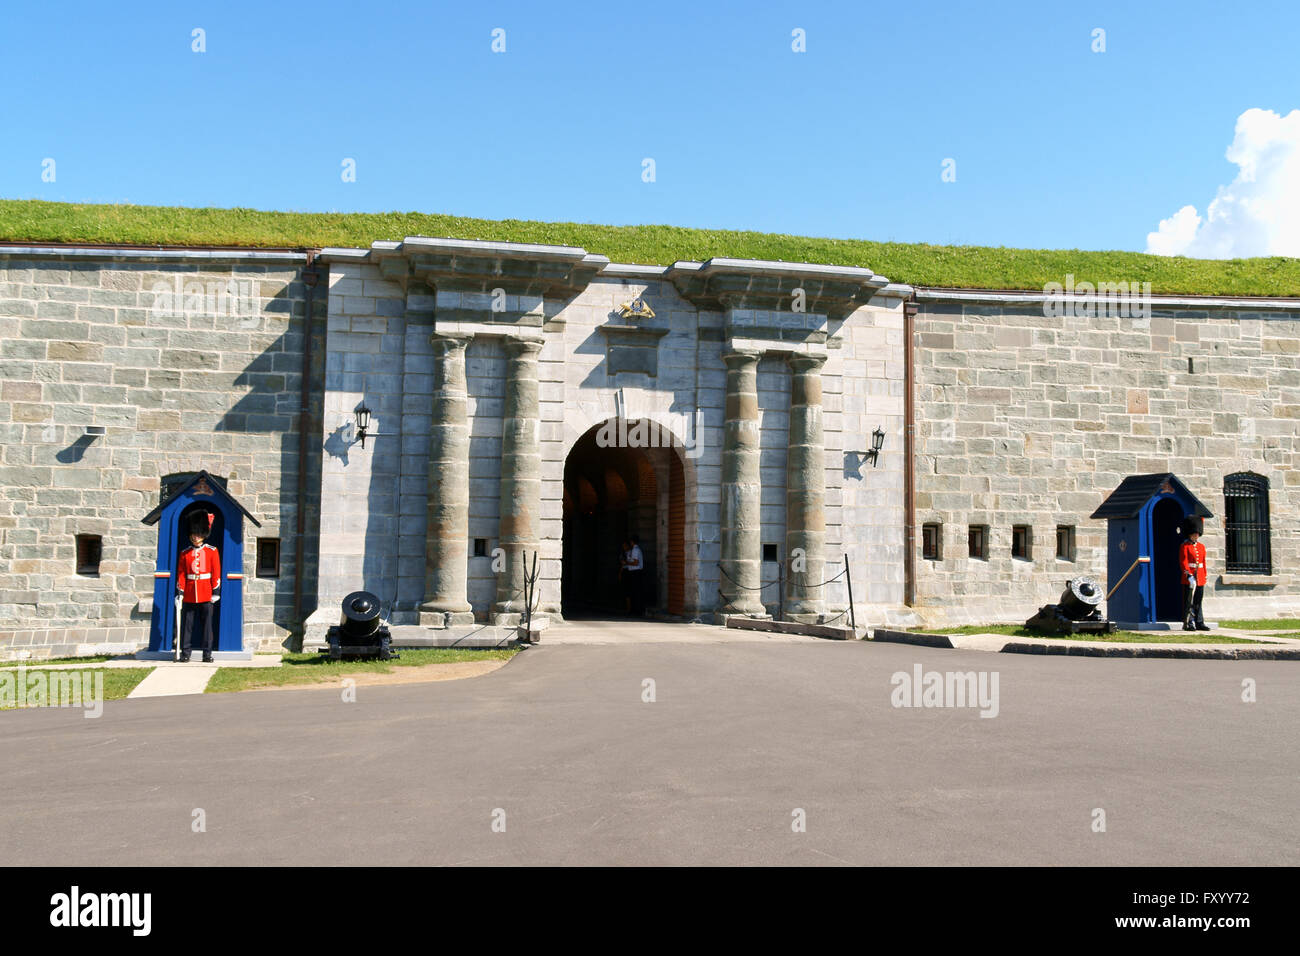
[337,590,382,643]
[1057,577,1103,621]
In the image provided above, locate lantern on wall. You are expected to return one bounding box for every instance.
[354,404,373,449]
[866,426,885,467]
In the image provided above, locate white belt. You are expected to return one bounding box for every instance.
[1187,564,1202,568]
[186,573,211,580]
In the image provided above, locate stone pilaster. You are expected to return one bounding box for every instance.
[785,353,827,622]
[493,337,544,623]
[420,332,474,626]
[719,348,766,617]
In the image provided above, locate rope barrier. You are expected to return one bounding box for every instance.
[716,562,772,591]
[716,561,847,591]
[716,556,857,633]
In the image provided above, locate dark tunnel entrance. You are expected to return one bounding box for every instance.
[561,420,685,619]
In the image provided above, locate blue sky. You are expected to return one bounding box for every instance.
[5,0,1299,254]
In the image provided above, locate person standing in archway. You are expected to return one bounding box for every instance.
[619,538,632,614]
[177,514,221,661]
[625,534,645,617]
[1181,525,1209,631]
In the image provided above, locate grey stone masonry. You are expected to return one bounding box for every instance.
[0,249,324,659]
[912,294,1300,625]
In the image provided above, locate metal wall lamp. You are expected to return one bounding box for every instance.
[865,427,885,467]
[355,404,374,449]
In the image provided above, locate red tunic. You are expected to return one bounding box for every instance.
[178,544,221,603]
[1180,540,1207,587]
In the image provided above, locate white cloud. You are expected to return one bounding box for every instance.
[1145,108,1300,259]
[1146,205,1201,256]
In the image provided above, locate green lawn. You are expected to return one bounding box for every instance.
[911,625,1261,644]
[5,199,1300,296]
[1218,618,1300,630]
[0,667,153,710]
[205,647,518,693]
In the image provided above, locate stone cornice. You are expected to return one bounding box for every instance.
[668,257,892,319]
[317,241,908,314]
[327,236,611,298]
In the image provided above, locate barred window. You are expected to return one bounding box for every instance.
[1224,473,1271,574]
[968,525,989,560]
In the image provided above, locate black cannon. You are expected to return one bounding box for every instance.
[322,590,397,660]
[1024,576,1118,635]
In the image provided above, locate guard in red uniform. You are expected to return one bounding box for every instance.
[176,514,221,662]
[1180,525,1209,631]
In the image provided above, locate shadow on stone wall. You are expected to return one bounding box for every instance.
[207,274,325,650]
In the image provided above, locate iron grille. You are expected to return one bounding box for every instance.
[1224,473,1271,574]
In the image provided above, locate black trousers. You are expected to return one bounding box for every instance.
[180,601,214,655]
[624,570,645,615]
[1183,584,1205,626]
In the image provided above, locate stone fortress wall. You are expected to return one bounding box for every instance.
[911,291,1300,624]
[0,248,324,659]
[2,238,1297,660]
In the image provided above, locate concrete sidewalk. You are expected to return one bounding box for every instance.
[127,664,219,698]
[542,618,820,645]
[10,655,283,670]
[125,656,283,698]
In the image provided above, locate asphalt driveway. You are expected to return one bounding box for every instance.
[1,638,1294,865]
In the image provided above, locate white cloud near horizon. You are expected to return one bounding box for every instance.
[1146,108,1300,259]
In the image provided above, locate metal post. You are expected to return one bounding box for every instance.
[843,554,857,636]
[777,560,784,622]
[520,550,529,640]
[522,550,537,641]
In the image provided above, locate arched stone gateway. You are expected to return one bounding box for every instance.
[561,419,690,619]
[301,236,906,649]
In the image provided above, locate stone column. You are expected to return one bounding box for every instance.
[421,333,475,626]
[785,353,827,622]
[494,337,544,622]
[719,348,766,617]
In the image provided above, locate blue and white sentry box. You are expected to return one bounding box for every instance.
[1091,473,1212,626]
[141,470,262,659]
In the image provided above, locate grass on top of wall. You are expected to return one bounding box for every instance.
[5,199,1300,297]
